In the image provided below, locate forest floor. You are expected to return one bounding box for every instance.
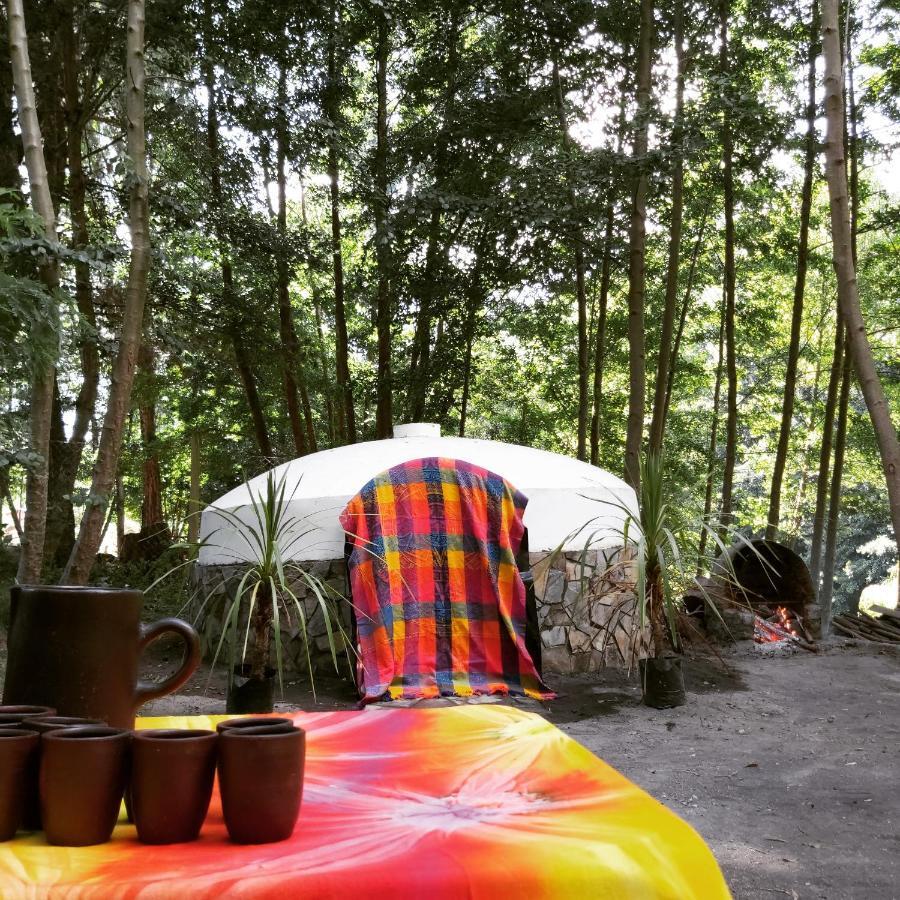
[2,634,897,899]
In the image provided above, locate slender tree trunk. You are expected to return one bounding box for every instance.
[787,322,826,547]
[820,335,852,627]
[0,7,22,192]
[63,0,150,584]
[718,0,739,531]
[0,467,23,539]
[551,59,590,461]
[137,345,165,531]
[648,0,685,455]
[821,0,900,557]
[409,10,461,423]
[44,0,101,566]
[662,214,707,427]
[115,473,125,554]
[8,0,60,582]
[590,196,614,467]
[275,67,312,457]
[188,430,201,545]
[203,12,272,460]
[809,312,844,589]
[698,293,727,568]
[458,248,485,437]
[327,5,356,444]
[767,0,819,540]
[624,0,654,490]
[232,334,273,460]
[590,95,627,467]
[373,12,393,438]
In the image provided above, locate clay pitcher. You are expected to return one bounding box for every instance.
[2,585,201,729]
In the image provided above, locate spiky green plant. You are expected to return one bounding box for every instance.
[568,452,772,658]
[152,471,352,701]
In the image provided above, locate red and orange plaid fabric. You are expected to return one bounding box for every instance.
[339,457,554,703]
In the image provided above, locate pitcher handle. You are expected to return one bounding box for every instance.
[134,618,202,709]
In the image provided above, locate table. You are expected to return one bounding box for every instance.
[0,705,730,898]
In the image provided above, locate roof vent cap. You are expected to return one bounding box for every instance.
[392,422,441,439]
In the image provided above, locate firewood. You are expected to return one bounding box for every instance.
[870,605,900,623]
[832,617,891,643]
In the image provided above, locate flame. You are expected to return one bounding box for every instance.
[754,606,802,644]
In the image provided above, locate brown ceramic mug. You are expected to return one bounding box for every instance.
[0,705,56,727]
[218,725,306,844]
[3,585,201,729]
[40,726,131,846]
[131,730,218,844]
[216,716,293,734]
[0,728,40,841]
[18,716,106,830]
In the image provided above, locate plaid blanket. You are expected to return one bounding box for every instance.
[339,457,554,702]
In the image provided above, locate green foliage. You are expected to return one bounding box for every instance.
[190,472,350,698]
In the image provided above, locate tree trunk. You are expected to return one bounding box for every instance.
[822,0,900,561]
[137,343,170,561]
[662,214,707,428]
[44,0,101,567]
[232,333,274,461]
[327,5,356,444]
[458,247,485,438]
[202,4,272,461]
[809,311,844,590]
[648,0,685,455]
[0,7,22,192]
[624,0,654,490]
[188,430,201,545]
[8,0,60,583]
[697,292,727,568]
[590,196,614,467]
[552,59,590,461]
[0,466,23,539]
[373,12,393,438]
[787,322,826,547]
[819,335,852,628]
[766,0,819,540]
[63,0,150,584]
[275,67,313,457]
[408,9,462,424]
[590,96,627,467]
[718,0,739,531]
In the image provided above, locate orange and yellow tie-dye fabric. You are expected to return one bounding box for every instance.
[0,706,731,899]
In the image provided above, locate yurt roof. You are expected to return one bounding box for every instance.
[198,423,638,565]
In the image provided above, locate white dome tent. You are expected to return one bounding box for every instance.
[199,423,638,566]
[198,424,641,674]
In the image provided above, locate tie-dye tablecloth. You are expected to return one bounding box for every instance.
[0,705,730,898]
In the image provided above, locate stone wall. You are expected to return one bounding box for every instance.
[194,545,641,677]
[530,548,644,674]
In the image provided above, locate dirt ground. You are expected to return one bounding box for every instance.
[4,635,899,899]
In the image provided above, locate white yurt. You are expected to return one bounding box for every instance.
[198,424,641,673]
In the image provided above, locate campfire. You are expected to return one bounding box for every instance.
[753,604,815,648]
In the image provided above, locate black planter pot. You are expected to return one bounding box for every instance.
[226,665,276,714]
[640,657,686,709]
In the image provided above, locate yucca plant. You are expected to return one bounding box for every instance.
[154,471,352,709]
[567,452,771,706]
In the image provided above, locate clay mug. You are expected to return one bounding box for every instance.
[40,726,131,846]
[0,728,40,841]
[216,716,293,734]
[218,724,306,844]
[0,705,56,727]
[131,729,218,844]
[18,716,106,830]
[3,585,201,729]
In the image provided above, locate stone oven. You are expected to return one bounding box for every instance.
[687,539,820,641]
